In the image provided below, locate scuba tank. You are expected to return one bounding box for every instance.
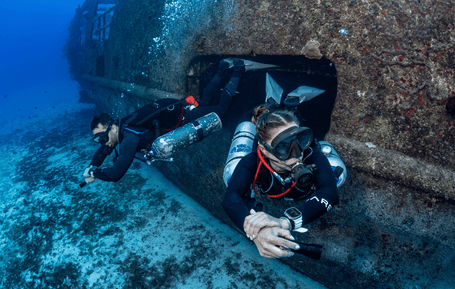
[223,121,257,186]
[144,112,222,163]
[318,141,347,188]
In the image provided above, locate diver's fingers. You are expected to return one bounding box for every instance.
[244,211,265,232]
[265,243,294,258]
[278,247,295,258]
[244,212,276,240]
[277,228,295,240]
[275,229,299,251]
[251,214,279,240]
[254,236,283,258]
[254,228,296,258]
[83,168,91,178]
[244,212,266,239]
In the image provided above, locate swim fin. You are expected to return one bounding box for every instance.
[265,73,283,106]
[223,58,279,71]
[283,85,325,106]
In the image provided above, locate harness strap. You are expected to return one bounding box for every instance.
[165,106,184,132]
[134,100,182,127]
[253,146,297,199]
[191,119,205,141]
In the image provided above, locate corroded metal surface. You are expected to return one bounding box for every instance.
[326,134,455,197]
[72,0,455,170]
[82,74,182,100]
[66,0,455,288]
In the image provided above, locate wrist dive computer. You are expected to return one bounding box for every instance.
[284,207,303,230]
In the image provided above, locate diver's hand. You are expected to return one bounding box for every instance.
[83,168,91,178]
[253,227,299,258]
[83,168,96,185]
[84,177,96,184]
[244,209,282,241]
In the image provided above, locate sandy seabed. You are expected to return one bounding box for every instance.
[0,104,326,289]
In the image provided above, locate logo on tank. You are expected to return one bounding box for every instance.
[230,144,252,154]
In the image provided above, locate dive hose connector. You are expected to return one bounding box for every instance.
[142,149,173,165]
[273,171,286,185]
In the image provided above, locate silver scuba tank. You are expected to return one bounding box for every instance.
[147,112,222,161]
[318,141,347,188]
[223,121,257,186]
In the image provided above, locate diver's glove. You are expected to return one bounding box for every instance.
[232,58,245,76]
[217,60,230,77]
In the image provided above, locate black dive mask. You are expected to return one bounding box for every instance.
[92,124,112,144]
[262,126,313,161]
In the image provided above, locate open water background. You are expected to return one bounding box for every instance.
[0,0,83,132]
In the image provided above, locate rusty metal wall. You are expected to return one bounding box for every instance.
[72,0,455,288]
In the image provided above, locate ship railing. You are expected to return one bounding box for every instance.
[92,4,116,43]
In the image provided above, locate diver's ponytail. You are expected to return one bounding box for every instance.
[251,105,270,125]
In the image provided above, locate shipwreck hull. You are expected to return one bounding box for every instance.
[66,0,455,288]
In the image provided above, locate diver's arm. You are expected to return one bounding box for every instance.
[89,145,113,167]
[222,153,300,258]
[81,146,111,186]
[297,148,339,225]
[222,153,258,231]
[91,135,139,182]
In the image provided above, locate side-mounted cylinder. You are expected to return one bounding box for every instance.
[146,112,222,162]
[223,121,257,186]
[319,141,347,188]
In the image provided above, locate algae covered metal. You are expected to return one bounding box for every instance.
[64,0,455,288]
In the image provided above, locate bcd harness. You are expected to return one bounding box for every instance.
[114,98,192,161]
[120,99,185,137]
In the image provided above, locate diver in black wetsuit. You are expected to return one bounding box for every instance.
[222,106,339,259]
[82,59,245,185]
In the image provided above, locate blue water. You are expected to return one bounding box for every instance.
[0,0,84,130]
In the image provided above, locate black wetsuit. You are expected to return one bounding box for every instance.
[222,147,339,231]
[89,126,155,182]
[182,71,238,124]
[88,71,240,182]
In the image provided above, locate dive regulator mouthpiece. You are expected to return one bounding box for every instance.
[291,163,314,188]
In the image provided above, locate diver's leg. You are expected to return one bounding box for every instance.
[198,60,230,107]
[182,59,244,124]
[216,59,245,115]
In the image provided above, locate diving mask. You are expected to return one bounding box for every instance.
[262,126,313,161]
[92,124,112,144]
